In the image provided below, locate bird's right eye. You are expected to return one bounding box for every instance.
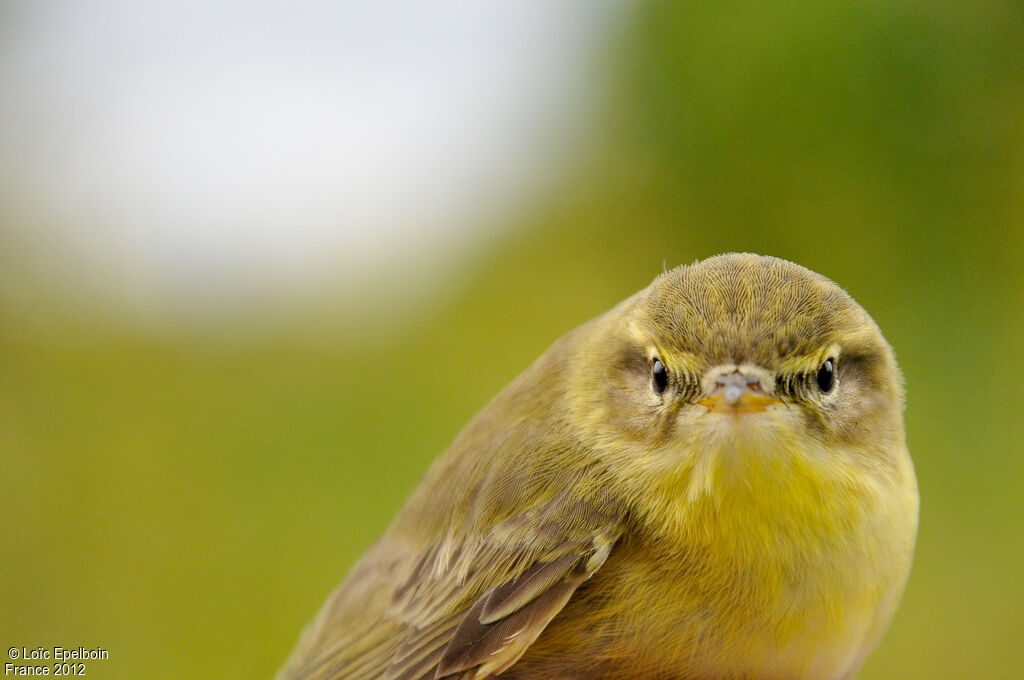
[652,358,669,395]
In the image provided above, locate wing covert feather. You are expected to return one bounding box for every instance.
[280,488,622,680]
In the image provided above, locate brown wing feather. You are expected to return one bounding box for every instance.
[279,488,621,680]
[478,553,580,624]
[435,549,607,679]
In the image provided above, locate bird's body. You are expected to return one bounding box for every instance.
[279,254,918,680]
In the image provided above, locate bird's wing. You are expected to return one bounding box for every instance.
[280,487,622,680]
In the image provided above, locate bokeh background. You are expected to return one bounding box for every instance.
[2,2,1022,678]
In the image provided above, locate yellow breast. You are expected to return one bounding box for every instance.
[606,418,918,679]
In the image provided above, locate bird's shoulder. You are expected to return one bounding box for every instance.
[278,481,624,680]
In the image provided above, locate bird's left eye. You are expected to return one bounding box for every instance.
[816,358,836,394]
[652,359,669,395]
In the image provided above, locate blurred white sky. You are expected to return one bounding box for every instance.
[0,1,619,316]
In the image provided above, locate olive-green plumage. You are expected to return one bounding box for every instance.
[278,253,918,680]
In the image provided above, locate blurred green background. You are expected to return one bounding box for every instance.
[3,1,1023,678]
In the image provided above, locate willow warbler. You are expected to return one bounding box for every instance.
[279,253,918,680]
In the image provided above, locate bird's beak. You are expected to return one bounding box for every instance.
[698,370,779,414]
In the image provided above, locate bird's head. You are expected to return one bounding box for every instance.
[567,253,910,533]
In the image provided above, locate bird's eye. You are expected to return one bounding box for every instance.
[816,358,836,394]
[652,358,669,395]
